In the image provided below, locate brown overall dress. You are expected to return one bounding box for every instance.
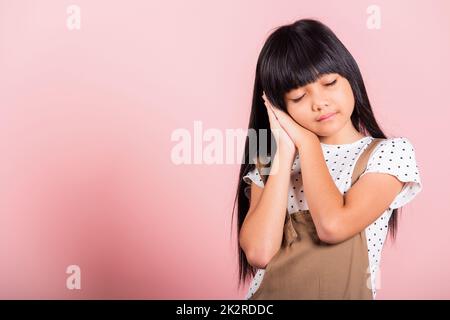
[249,138,383,300]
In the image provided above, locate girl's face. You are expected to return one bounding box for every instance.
[284,73,356,138]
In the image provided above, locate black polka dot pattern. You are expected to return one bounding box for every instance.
[242,136,422,300]
[359,137,422,210]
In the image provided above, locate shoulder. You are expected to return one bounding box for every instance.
[361,136,422,209]
[376,136,415,148]
[367,136,418,168]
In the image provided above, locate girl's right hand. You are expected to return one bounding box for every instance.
[262,92,296,161]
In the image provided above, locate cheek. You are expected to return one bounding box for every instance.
[334,83,355,113]
[288,108,312,127]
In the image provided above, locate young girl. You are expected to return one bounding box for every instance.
[233,19,423,299]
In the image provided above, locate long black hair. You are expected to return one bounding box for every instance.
[231,18,401,289]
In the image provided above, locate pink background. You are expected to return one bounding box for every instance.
[0,0,448,299]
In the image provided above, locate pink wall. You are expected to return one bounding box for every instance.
[0,0,448,299]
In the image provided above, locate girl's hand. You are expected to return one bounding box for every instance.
[262,92,296,160]
[262,92,318,154]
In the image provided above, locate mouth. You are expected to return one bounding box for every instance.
[317,112,337,122]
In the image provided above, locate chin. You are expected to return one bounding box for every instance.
[313,114,346,135]
[314,129,337,137]
[313,123,342,136]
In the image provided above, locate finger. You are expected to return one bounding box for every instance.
[270,105,291,133]
[262,93,283,129]
[266,102,279,124]
[270,105,290,124]
[268,104,280,122]
[262,95,276,117]
[265,103,276,124]
[262,92,272,107]
[265,103,282,130]
[264,98,281,122]
[262,94,268,106]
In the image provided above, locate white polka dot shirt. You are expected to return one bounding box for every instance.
[242,136,423,299]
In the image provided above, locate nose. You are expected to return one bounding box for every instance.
[312,102,328,112]
[310,87,330,111]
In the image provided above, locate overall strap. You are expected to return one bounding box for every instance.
[254,137,384,247]
[281,137,384,247]
[350,138,384,186]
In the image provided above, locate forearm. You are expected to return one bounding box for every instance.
[241,151,294,266]
[296,136,344,238]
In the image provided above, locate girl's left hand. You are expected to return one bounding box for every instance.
[262,92,318,149]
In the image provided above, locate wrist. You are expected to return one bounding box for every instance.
[271,150,294,175]
[295,133,319,153]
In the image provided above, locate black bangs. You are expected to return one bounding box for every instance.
[258,21,348,110]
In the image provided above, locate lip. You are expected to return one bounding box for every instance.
[317,112,337,121]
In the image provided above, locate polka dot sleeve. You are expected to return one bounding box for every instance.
[242,165,265,199]
[359,137,423,210]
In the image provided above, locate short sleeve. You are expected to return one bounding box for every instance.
[359,137,423,210]
[242,166,265,199]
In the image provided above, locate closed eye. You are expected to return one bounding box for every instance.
[291,78,337,103]
[292,94,305,103]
